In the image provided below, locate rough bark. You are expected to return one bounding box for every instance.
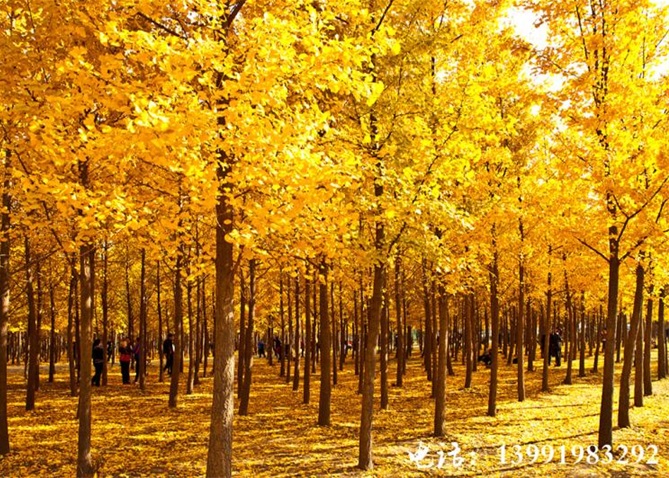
[643,292,652,396]
[239,259,256,416]
[598,228,619,449]
[464,294,473,389]
[168,249,183,409]
[157,262,164,383]
[25,236,38,411]
[139,250,147,391]
[517,255,525,401]
[488,243,500,416]
[302,273,309,401]
[434,289,448,435]
[658,288,666,379]
[380,283,389,410]
[318,261,331,426]
[0,161,9,454]
[67,268,77,396]
[49,282,56,383]
[76,241,95,477]
[618,263,643,428]
[101,243,109,386]
[634,312,643,407]
[394,257,404,387]
[206,150,236,478]
[288,274,302,392]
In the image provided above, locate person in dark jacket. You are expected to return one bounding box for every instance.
[549,328,563,367]
[92,338,104,386]
[119,339,133,384]
[163,333,174,375]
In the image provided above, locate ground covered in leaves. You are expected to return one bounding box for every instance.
[0,351,667,477]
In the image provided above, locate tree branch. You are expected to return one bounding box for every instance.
[135,12,188,40]
[226,1,248,30]
[575,236,609,262]
[372,0,396,36]
[620,235,649,262]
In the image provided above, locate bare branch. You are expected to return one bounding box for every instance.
[620,235,649,262]
[372,0,397,36]
[226,1,248,30]
[135,12,187,40]
[575,236,609,262]
[617,174,669,242]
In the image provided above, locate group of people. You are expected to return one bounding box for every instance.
[476,328,564,368]
[91,336,145,386]
[541,328,563,366]
[256,336,284,359]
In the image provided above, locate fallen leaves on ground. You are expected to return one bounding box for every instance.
[0,352,667,477]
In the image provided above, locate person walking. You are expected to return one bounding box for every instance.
[163,333,174,375]
[549,328,563,367]
[92,338,104,386]
[119,339,133,384]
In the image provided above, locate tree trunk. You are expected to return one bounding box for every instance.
[202,277,209,378]
[358,258,383,470]
[168,248,183,409]
[186,277,194,395]
[302,273,309,401]
[312,284,318,373]
[279,273,285,377]
[358,129,385,469]
[579,292,586,378]
[0,154,10,455]
[643,292,652,396]
[139,249,147,391]
[395,257,404,387]
[239,259,256,416]
[331,282,337,386]
[77,239,95,477]
[464,294,473,389]
[422,260,432,382]
[194,275,203,385]
[101,243,109,386]
[634,311,643,408]
[658,288,666,380]
[67,268,77,396]
[25,236,39,411]
[157,262,164,383]
[125,246,133,343]
[618,263,643,428]
[380,282,389,409]
[434,289,448,435]
[517,257,525,401]
[339,282,346,372]
[564,269,574,385]
[237,270,246,397]
[593,305,602,373]
[206,155,236,477]
[616,309,624,363]
[598,230,619,449]
[288,274,302,392]
[48,282,56,383]
[318,261,331,426]
[528,302,536,373]
[488,243,500,416]
[430,282,438,394]
[286,274,292,384]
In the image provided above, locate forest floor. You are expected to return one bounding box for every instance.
[0,349,667,477]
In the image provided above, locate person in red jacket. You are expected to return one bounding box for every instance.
[119,339,133,384]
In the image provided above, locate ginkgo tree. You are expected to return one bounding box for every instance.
[523,0,669,448]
